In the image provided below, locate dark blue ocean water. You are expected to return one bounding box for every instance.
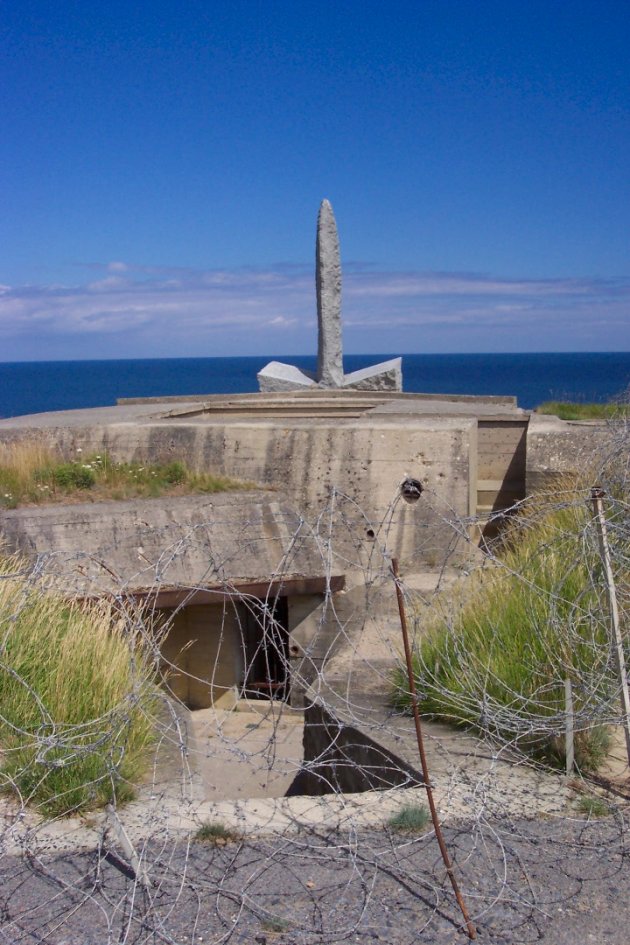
[1,353,629,419]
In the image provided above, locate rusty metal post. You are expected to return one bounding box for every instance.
[591,488,630,768]
[391,558,477,939]
[565,678,575,775]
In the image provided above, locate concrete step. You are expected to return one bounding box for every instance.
[477,478,525,515]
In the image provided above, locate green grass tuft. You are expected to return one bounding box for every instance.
[195,821,242,845]
[261,915,290,933]
[575,795,611,818]
[0,555,157,815]
[387,803,430,833]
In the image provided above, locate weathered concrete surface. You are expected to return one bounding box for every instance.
[0,390,532,566]
[190,702,305,801]
[0,677,574,857]
[116,390,519,409]
[30,415,474,568]
[0,491,328,597]
[526,412,611,491]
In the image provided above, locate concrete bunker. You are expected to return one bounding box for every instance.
[0,490,428,800]
[1,391,608,805]
[0,492,345,711]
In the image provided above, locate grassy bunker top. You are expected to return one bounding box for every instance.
[0,442,250,509]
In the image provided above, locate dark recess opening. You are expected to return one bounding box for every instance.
[242,596,290,701]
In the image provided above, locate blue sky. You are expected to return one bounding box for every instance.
[1,0,629,360]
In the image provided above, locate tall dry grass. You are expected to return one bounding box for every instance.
[0,555,157,815]
[0,440,58,507]
[392,483,627,770]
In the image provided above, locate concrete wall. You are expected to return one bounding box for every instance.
[0,492,322,597]
[158,593,328,709]
[158,603,244,708]
[8,416,477,569]
[526,414,611,492]
[477,420,527,510]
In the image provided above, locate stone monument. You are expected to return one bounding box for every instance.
[257,200,402,392]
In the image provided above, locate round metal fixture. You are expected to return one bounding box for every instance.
[400,477,424,504]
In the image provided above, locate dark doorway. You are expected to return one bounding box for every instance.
[241,596,290,701]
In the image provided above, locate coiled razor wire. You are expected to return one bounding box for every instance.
[0,430,629,943]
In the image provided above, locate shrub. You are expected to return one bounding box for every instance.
[162,460,186,485]
[0,556,156,815]
[52,462,96,490]
[536,401,630,421]
[575,795,610,818]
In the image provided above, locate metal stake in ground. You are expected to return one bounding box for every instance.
[391,557,477,940]
[591,488,630,768]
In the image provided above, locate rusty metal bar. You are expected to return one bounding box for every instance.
[391,558,476,939]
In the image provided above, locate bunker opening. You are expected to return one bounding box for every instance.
[146,576,344,711]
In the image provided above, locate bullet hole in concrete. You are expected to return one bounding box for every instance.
[290,644,300,655]
[401,477,424,504]
[366,528,376,540]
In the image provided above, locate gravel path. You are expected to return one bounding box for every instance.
[1,810,628,944]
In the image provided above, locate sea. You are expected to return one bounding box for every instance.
[1,352,629,420]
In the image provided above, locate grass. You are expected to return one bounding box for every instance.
[195,821,242,845]
[0,555,157,816]
[536,400,630,421]
[387,802,430,834]
[0,441,249,509]
[575,794,611,818]
[260,915,291,933]
[391,488,623,770]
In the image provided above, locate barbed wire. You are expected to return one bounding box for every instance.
[0,420,629,943]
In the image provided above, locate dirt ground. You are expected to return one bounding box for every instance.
[1,810,629,944]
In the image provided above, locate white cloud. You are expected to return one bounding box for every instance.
[0,263,628,357]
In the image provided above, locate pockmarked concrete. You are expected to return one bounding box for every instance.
[0,392,496,568]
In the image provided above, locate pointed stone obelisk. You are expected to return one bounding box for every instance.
[258,200,402,392]
[316,199,343,387]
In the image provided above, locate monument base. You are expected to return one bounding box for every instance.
[257,362,316,393]
[258,357,402,393]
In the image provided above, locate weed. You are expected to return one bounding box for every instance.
[52,462,96,490]
[387,803,430,834]
[260,915,290,933]
[575,794,610,818]
[162,460,186,484]
[195,821,242,845]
